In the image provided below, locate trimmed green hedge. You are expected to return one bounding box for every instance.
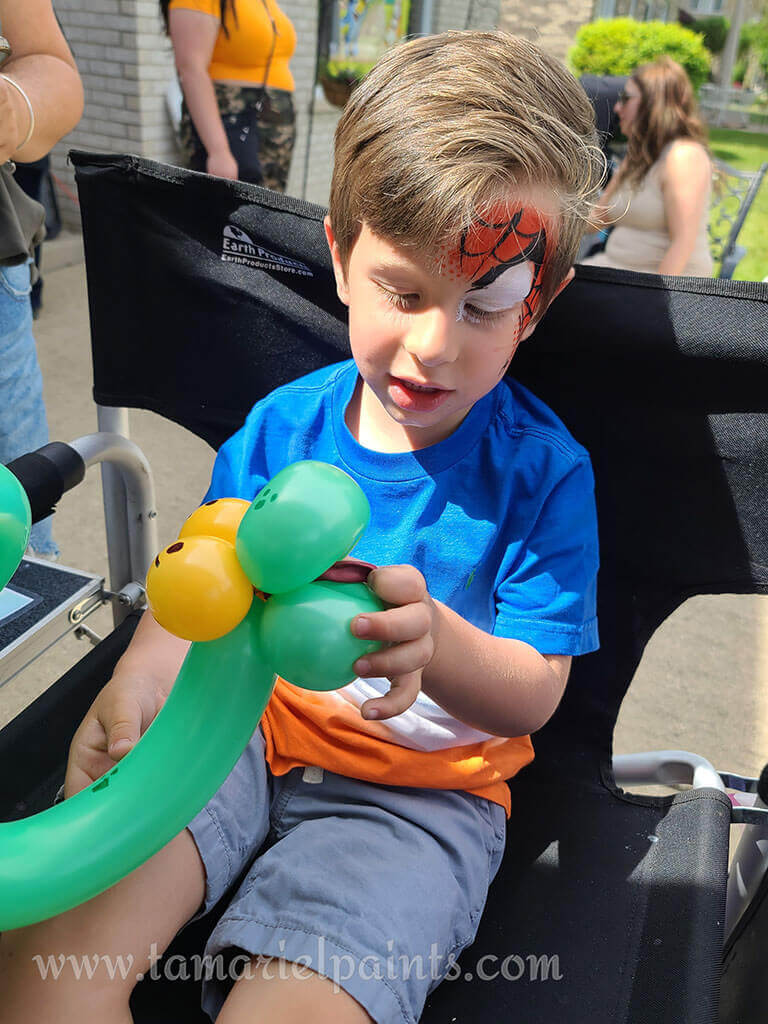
[569,19,711,91]
[691,15,729,56]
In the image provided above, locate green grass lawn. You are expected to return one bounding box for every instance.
[708,128,768,282]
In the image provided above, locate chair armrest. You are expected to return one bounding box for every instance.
[612,750,726,791]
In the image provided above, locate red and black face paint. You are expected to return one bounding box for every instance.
[442,205,554,332]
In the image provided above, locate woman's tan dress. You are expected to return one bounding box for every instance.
[583,142,713,277]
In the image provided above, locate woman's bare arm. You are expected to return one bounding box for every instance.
[0,0,83,162]
[169,8,238,179]
[658,140,712,275]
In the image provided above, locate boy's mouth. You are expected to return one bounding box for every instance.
[388,375,453,412]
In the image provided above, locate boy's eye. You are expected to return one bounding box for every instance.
[377,285,420,311]
[376,284,508,326]
[461,303,507,326]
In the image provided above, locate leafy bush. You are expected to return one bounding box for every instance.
[732,58,747,85]
[569,19,711,91]
[690,15,729,55]
[739,17,768,79]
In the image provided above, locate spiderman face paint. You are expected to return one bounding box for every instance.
[324,207,558,453]
[442,205,553,331]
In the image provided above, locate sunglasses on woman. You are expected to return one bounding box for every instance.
[617,89,637,105]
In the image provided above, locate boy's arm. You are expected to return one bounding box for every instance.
[352,455,597,734]
[352,566,571,737]
[425,600,570,736]
[64,613,190,798]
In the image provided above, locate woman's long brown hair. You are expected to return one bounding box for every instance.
[159,0,237,38]
[616,55,710,190]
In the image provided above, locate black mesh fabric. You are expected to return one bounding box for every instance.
[19,151,761,1021]
[71,151,348,450]
[0,613,140,819]
[722,858,768,1022]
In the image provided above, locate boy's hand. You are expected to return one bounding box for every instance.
[350,565,437,721]
[63,674,169,798]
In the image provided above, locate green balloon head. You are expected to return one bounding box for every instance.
[235,461,370,594]
[259,581,385,691]
[0,464,31,591]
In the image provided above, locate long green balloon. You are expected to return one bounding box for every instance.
[0,459,381,931]
[0,602,273,930]
[0,464,30,591]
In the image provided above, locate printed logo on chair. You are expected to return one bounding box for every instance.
[221,225,313,276]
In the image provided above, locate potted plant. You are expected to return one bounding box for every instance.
[318,57,374,108]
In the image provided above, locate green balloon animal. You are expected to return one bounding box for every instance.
[0,460,383,930]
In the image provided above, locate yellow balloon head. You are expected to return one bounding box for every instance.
[178,498,250,547]
[146,535,253,642]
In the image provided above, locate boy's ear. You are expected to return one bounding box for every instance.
[518,267,575,342]
[324,216,350,306]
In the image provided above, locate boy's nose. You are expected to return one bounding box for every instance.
[402,308,459,366]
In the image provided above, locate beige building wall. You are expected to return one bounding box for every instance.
[499,0,595,62]
[52,0,337,227]
[52,0,510,230]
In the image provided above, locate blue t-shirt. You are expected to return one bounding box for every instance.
[206,359,599,656]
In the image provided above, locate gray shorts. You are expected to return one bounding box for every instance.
[184,728,506,1023]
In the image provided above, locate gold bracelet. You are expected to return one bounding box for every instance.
[0,73,35,150]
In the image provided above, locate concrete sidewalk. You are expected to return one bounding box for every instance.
[2,239,767,788]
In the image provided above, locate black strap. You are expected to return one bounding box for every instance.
[254,0,278,111]
[6,442,86,524]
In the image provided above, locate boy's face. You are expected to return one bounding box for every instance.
[325,197,572,451]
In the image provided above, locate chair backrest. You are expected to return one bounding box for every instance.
[71,152,768,783]
[710,159,768,273]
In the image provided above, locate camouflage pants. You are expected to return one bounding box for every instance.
[179,82,295,192]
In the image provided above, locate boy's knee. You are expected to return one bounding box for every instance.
[0,925,135,1022]
[216,955,374,1023]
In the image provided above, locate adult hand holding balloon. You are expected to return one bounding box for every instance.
[0,461,383,930]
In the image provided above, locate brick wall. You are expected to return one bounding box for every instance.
[52,0,336,226]
[52,0,176,227]
[52,0,517,229]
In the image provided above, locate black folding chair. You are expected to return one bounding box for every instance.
[1,153,767,1023]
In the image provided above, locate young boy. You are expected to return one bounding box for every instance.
[0,30,602,1024]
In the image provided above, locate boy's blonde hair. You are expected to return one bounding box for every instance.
[329,31,603,318]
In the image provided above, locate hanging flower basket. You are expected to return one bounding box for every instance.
[319,72,357,109]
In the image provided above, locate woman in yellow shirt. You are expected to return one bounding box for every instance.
[161,0,297,191]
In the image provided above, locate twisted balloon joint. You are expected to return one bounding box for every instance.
[146,460,385,693]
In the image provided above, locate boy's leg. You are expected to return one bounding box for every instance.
[194,768,506,1024]
[0,726,273,1023]
[0,827,205,1024]
[216,957,373,1024]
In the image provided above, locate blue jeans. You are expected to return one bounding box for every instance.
[0,261,57,556]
